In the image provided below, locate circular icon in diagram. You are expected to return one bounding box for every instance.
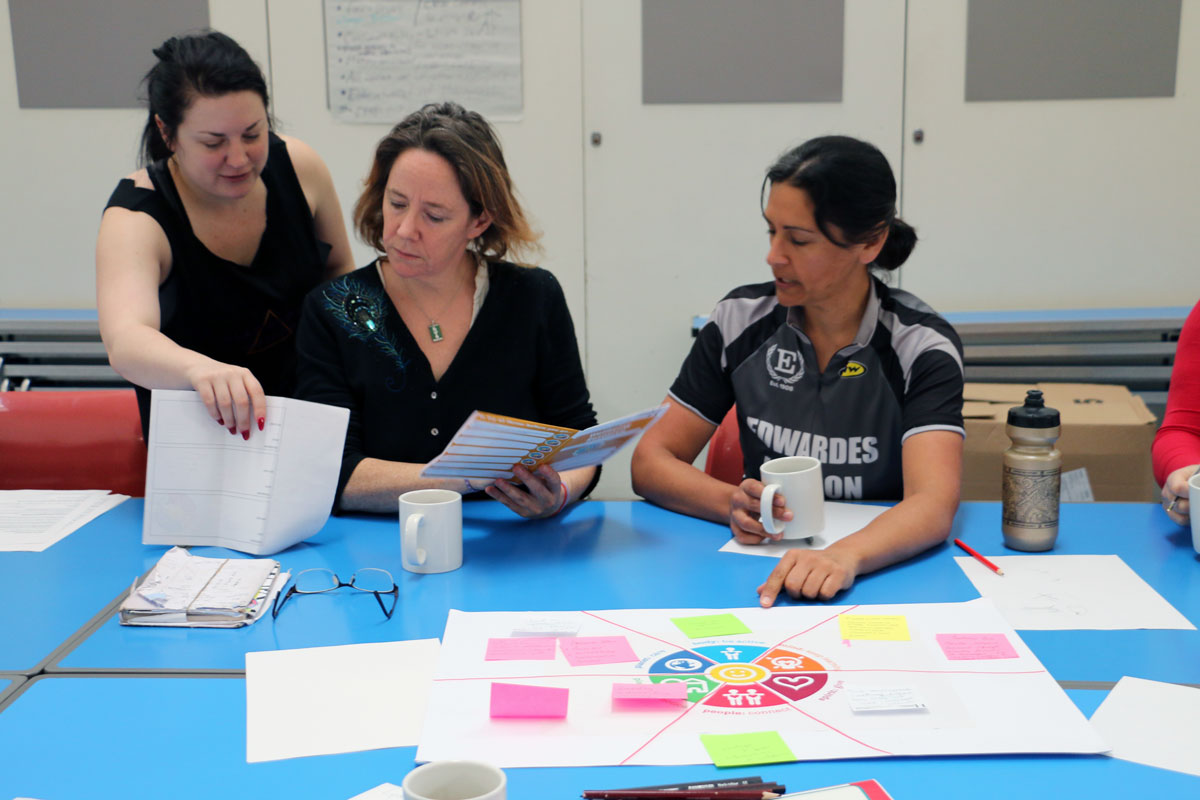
[646,643,830,709]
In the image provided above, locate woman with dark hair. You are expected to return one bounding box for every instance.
[97,32,353,439]
[295,102,598,518]
[632,135,965,602]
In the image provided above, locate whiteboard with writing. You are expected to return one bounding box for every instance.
[325,0,522,123]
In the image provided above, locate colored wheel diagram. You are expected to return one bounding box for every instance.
[645,644,832,709]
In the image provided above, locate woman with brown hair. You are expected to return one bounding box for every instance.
[295,102,598,517]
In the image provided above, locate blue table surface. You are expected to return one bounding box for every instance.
[0,499,160,672]
[50,500,1200,686]
[1,677,1195,799]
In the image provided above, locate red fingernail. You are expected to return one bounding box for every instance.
[241,430,250,441]
[258,417,265,431]
[217,416,224,426]
[229,426,237,435]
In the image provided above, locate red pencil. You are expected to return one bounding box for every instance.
[954,538,1004,575]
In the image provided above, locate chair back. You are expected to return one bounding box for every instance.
[704,406,744,486]
[0,390,147,496]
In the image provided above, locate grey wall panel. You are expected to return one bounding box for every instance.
[965,0,1181,101]
[9,0,209,109]
[642,0,843,104]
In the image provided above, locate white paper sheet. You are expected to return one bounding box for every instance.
[415,600,1105,767]
[1088,677,1200,777]
[246,639,441,763]
[955,554,1195,630]
[143,390,349,555]
[719,502,889,558]
[0,489,127,552]
[348,784,405,800]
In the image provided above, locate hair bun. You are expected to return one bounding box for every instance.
[875,218,917,270]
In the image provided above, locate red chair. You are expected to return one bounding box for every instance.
[704,406,744,486]
[0,390,147,496]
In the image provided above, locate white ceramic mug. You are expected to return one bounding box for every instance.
[400,489,463,574]
[402,760,506,800]
[759,455,825,539]
[1188,471,1200,555]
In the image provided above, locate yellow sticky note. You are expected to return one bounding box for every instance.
[838,614,910,641]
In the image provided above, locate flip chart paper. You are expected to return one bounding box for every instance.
[559,636,639,666]
[955,554,1195,630]
[144,390,348,555]
[846,685,928,712]
[612,683,689,701]
[718,502,888,558]
[671,613,752,639]
[511,615,581,637]
[245,639,440,762]
[839,614,910,641]
[1088,676,1200,777]
[486,637,557,661]
[936,633,1018,660]
[699,731,796,767]
[489,682,569,718]
[422,405,667,481]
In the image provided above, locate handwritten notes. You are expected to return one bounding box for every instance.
[845,685,928,712]
[612,683,689,702]
[326,0,523,123]
[699,731,796,768]
[485,637,557,661]
[838,614,910,641]
[510,615,581,638]
[489,683,568,719]
[671,613,752,639]
[559,636,638,667]
[936,633,1018,661]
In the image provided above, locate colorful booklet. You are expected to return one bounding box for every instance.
[421,405,668,481]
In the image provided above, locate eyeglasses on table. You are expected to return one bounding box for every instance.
[272,567,398,620]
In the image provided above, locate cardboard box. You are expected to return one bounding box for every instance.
[961,383,1159,502]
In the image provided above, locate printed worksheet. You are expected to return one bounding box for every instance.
[421,405,667,481]
[143,390,349,555]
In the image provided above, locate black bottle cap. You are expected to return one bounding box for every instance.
[1007,389,1060,428]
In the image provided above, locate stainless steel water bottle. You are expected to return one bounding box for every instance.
[1001,389,1061,551]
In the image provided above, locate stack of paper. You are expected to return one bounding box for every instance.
[120,546,287,628]
[0,489,128,552]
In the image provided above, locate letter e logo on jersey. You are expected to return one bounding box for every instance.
[839,361,866,378]
[765,344,804,391]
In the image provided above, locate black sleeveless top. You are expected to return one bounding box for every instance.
[104,134,332,435]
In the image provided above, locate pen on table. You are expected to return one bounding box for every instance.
[614,777,765,792]
[580,791,781,800]
[954,538,1004,575]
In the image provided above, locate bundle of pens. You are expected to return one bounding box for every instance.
[581,775,785,800]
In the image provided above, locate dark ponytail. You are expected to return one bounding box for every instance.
[138,31,270,166]
[763,135,917,271]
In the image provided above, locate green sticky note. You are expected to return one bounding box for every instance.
[671,613,751,639]
[838,614,910,641]
[700,731,796,768]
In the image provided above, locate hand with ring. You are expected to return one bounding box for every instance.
[1160,464,1198,525]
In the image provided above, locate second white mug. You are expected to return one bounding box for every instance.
[400,489,463,574]
[1188,470,1200,555]
[759,455,825,540]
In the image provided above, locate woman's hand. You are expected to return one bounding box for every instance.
[1161,464,1198,525]
[485,464,568,519]
[730,478,791,544]
[185,359,267,438]
[757,548,860,606]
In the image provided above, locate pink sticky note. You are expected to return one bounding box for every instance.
[489,682,569,718]
[485,637,557,661]
[612,683,689,701]
[936,633,1019,661]
[558,636,639,667]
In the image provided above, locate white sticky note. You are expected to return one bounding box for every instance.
[846,685,928,712]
